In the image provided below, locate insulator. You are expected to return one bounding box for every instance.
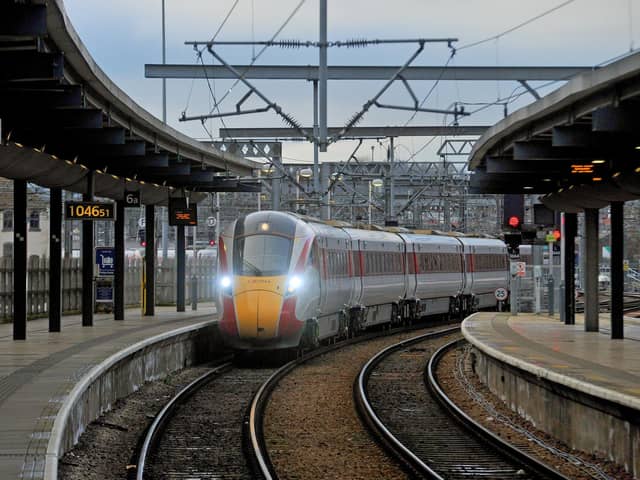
[277,39,304,49]
[342,38,368,48]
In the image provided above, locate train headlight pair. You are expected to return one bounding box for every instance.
[287,275,303,294]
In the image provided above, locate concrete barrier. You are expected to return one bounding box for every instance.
[464,335,640,478]
[44,320,224,480]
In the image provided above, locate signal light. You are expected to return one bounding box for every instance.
[552,229,561,241]
[209,239,216,247]
[141,240,147,247]
[508,216,520,228]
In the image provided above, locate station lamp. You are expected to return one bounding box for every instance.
[371,178,384,188]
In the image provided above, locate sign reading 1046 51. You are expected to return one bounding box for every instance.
[65,201,115,221]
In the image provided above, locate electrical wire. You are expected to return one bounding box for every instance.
[458,0,576,51]
[209,0,240,43]
[205,0,307,115]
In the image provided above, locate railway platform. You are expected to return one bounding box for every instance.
[462,312,640,477]
[0,304,218,480]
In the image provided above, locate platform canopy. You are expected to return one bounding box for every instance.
[0,1,260,204]
[468,51,640,211]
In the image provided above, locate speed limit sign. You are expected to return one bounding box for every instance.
[494,287,508,301]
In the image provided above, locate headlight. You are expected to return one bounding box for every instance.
[219,275,232,292]
[287,275,303,294]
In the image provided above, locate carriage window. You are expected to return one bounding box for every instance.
[233,234,292,276]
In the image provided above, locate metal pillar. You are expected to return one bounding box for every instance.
[144,204,155,316]
[161,0,167,124]
[610,201,624,339]
[114,200,125,320]
[388,137,395,221]
[13,179,27,340]
[271,157,281,211]
[313,80,321,201]
[320,162,330,220]
[318,0,327,152]
[82,172,95,327]
[63,191,73,257]
[176,225,185,312]
[563,212,577,325]
[584,208,599,332]
[49,187,62,332]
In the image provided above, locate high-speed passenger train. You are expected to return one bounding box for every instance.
[216,211,509,351]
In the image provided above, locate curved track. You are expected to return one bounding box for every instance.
[135,360,277,479]
[355,332,568,479]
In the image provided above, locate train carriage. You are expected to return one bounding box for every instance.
[216,211,509,352]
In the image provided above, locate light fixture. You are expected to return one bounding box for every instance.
[635,167,640,173]
[635,145,640,150]
[260,222,270,231]
[299,168,313,178]
[592,159,606,164]
[542,178,552,182]
[592,177,603,182]
[612,172,621,178]
[260,163,274,175]
[371,178,384,188]
[523,186,534,190]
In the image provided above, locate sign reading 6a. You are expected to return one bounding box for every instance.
[65,201,115,221]
[124,190,140,207]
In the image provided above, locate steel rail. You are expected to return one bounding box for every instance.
[427,339,570,480]
[135,361,233,480]
[353,326,459,479]
[246,321,452,479]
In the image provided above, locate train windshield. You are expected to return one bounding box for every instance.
[233,234,292,276]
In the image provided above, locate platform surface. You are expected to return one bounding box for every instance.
[0,304,216,479]
[462,312,640,411]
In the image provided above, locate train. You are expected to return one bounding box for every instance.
[216,210,509,352]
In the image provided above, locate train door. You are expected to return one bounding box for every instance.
[350,239,363,307]
[317,236,329,312]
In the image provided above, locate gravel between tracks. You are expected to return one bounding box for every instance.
[264,326,449,480]
[59,365,211,480]
[437,345,634,480]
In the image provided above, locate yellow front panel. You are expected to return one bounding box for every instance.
[234,276,286,339]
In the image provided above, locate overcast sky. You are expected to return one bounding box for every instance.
[63,0,640,166]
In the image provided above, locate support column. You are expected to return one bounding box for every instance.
[563,212,577,325]
[584,208,599,332]
[610,201,624,339]
[176,225,185,312]
[13,179,27,340]
[49,187,62,332]
[271,156,281,211]
[320,162,330,220]
[144,204,155,316]
[114,200,125,320]
[82,172,95,327]
[318,0,327,152]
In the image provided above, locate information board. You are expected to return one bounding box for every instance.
[65,201,115,220]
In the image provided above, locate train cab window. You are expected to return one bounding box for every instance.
[233,234,292,276]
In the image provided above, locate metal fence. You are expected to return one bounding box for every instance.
[0,255,217,321]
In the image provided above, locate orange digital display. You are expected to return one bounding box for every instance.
[65,201,115,220]
[570,164,594,174]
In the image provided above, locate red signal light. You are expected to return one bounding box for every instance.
[508,216,520,228]
[552,229,561,241]
[209,239,216,246]
[141,240,147,247]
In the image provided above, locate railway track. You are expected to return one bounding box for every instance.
[355,331,568,479]
[135,359,277,480]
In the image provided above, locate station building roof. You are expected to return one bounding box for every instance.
[0,1,259,205]
[468,51,640,212]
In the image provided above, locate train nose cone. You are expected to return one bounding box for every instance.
[234,291,282,340]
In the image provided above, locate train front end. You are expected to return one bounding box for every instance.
[216,212,312,350]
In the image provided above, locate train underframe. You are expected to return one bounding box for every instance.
[297,293,488,350]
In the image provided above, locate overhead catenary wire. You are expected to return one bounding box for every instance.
[458,0,577,51]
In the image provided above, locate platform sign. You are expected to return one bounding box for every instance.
[510,261,526,277]
[65,201,115,220]
[124,190,141,207]
[169,198,197,226]
[95,282,113,303]
[95,247,115,276]
[494,287,508,301]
